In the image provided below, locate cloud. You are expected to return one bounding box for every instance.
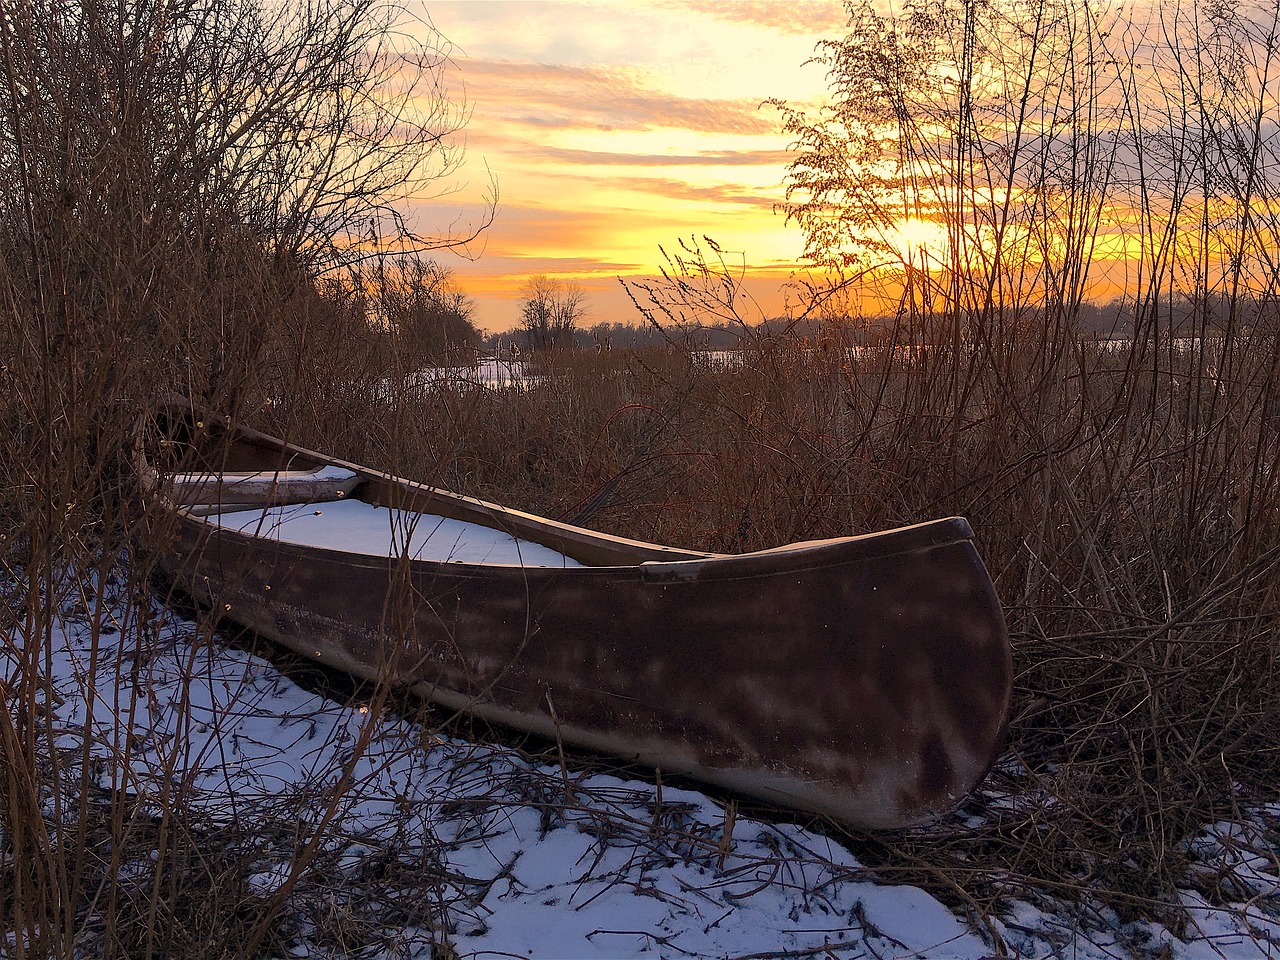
[459,204,651,256]
[614,178,780,207]
[466,254,645,276]
[460,59,777,135]
[509,145,790,168]
[664,0,849,36]
[530,172,784,209]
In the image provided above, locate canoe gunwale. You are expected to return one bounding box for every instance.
[142,403,977,571]
[176,500,977,579]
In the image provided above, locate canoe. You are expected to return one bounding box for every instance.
[136,401,1012,829]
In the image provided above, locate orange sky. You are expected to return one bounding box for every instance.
[408,1,847,332]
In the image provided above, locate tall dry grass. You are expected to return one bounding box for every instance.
[255,245,1280,917]
[4,197,1276,955]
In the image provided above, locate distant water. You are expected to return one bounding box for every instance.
[400,357,541,391]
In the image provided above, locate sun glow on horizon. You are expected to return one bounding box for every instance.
[885,217,950,264]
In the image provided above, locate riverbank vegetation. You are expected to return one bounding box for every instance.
[4,0,1280,954]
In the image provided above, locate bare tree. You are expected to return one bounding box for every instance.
[519,275,589,350]
[760,0,1280,912]
[0,0,493,274]
[0,0,494,410]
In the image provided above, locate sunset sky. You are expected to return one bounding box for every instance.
[410,1,848,331]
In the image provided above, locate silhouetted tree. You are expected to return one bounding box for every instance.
[519,275,589,350]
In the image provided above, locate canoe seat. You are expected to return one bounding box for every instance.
[168,464,361,513]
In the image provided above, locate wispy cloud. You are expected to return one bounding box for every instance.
[594,176,781,207]
[462,204,657,259]
[461,59,776,135]
[667,0,849,36]
[469,254,645,276]
[511,145,789,168]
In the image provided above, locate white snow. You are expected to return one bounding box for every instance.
[210,500,582,567]
[4,576,1279,959]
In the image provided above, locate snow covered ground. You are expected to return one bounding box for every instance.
[4,582,1279,959]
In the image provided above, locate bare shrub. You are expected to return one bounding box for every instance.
[0,0,487,954]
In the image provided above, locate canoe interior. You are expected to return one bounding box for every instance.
[140,405,983,570]
[141,406,714,566]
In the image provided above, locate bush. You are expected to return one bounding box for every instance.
[0,0,485,953]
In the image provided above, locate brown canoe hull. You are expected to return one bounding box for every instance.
[142,409,1012,829]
